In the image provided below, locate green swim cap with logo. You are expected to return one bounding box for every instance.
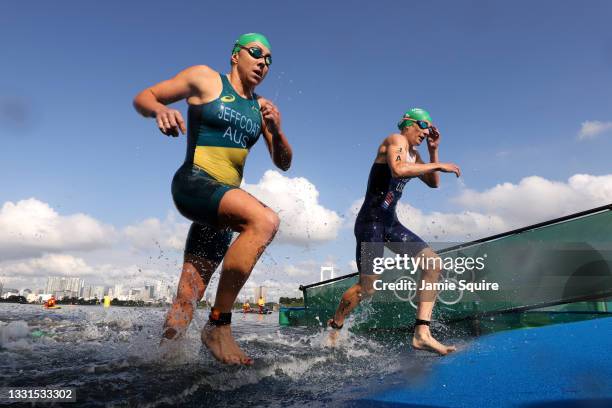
[397,108,432,130]
[231,33,272,55]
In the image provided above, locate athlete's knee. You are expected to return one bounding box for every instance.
[361,286,376,297]
[264,208,281,235]
[251,208,280,239]
[356,282,375,298]
[357,276,378,297]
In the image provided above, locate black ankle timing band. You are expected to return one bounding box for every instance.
[415,319,431,326]
[209,309,232,326]
[329,320,343,330]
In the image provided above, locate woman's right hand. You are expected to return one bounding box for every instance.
[155,106,186,137]
[438,162,461,177]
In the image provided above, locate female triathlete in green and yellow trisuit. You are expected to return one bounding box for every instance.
[134,33,292,365]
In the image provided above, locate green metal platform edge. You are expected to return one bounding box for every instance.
[287,204,612,333]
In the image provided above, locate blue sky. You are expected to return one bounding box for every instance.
[1,1,612,297]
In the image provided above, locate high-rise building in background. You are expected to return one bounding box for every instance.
[0,280,3,297]
[143,284,155,301]
[45,277,83,298]
[66,278,83,295]
[128,288,141,301]
[45,277,62,294]
[12,276,179,303]
[113,284,124,299]
[150,280,175,303]
[92,286,105,300]
[82,286,93,299]
[155,280,169,301]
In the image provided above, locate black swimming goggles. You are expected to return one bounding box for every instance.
[237,45,272,66]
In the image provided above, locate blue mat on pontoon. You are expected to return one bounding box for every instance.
[353,317,612,408]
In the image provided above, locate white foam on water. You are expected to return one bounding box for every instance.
[1,305,415,407]
[0,320,32,350]
[140,354,335,408]
[141,336,405,408]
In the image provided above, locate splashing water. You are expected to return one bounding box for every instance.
[0,303,458,407]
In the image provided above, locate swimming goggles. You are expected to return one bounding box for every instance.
[402,117,432,130]
[237,45,272,66]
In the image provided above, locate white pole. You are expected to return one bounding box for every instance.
[320,266,334,281]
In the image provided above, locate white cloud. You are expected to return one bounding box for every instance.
[346,174,612,242]
[123,211,189,252]
[394,202,507,242]
[0,254,95,278]
[455,174,612,227]
[0,198,115,261]
[0,254,174,291]
[279,259,343,280]
[285,262,318,278]
[242,170,342,245]
[578,120,612,140]
[346,197,502,242]
[495,150,510,158]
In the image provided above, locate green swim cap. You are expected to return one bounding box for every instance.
[398,108,432,130]
[232,33,272,55]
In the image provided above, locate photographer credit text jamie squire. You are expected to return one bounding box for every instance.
[371,253,500,293]
[373,278,499,292]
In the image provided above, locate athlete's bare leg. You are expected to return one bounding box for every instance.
[201,189,279,365]
[161,254,217,342]
[412,247,456,355]
[327,275,377,345]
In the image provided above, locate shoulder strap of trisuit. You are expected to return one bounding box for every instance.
[220,73,232,93]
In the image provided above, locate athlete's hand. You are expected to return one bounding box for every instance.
[427,126,440,151]
[154,106,186,137]
[260,99,282,135]
[438,162,461,177]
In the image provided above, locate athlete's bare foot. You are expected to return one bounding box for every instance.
[201,323,253,365]
[160,299,194,345]
[160,326,185,342]
[326,318,344,347]
[412,326,456,356]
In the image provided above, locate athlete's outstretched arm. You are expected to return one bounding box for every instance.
[259,97,292,171]
[415,151,439,188]
[386,134,460,178]
[133,65,215,137]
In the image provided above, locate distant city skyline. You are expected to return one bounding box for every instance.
[0,276,175,303]
[0,276,276,304]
